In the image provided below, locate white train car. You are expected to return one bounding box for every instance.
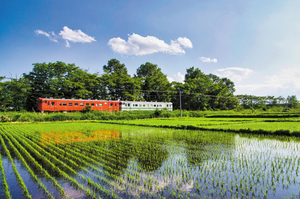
[120,101,172,111]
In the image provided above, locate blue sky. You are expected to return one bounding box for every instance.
[1,0,299,99]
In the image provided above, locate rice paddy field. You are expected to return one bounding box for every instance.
[0,122,300,199]
[101,117,300,135]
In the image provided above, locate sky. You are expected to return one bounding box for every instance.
[0,0,299,99]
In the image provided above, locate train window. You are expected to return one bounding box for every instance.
[69,103,72,106]
[110,103,113,107]
[74,103,78,106]
[143,104,145,107]
[139,104,141,107]
[80,103,84,106]
[45,100,47,103]
[39,101,42,104]
[86,103,89,106]
[96,104,98,107]
[99,103,103,107]
[154,104,156,107]
[51,102,55,106]
[59,103,62,106]
[170,104,172,107]
[91,103,94,106]
[166,104,168,107]
[115,103,117,106]
[63,103,67,106]
[48,102,49,105]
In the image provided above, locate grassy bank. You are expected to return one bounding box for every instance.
[98,117,300,137]
[1,108,300,122]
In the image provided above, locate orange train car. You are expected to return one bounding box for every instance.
[37,97,120,112]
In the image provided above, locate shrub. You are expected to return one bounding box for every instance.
[154,109,162,117]
[0,115,10,122]
[11,114,22,122]
[81,105,93,113]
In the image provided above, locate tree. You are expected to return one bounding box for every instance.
[0,78,30,111]
[287,95,299,109]
[135,62,171,102]
[102,59,142,100]
[177,67,238,110]
[23,61,93,110]
[183,67,211,110]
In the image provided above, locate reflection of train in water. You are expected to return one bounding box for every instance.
[41,130,119,145]
[37,98,173,112]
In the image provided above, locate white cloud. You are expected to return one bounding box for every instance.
[167,72,185,83]
[265,67,300,89]
[35,30,58,42]
[177,37,193,48]
[65,40,70,48]
[215,67,253,82]
[35,30,49,37]
[35,26,96,47]
[199,56,217,63]
[235,65,300,98]
[59,26,96,47]
[108,33,193,55]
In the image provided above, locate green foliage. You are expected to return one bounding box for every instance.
[0,78,30,111]
[154,109,162,117]
[287,95,299,109]
[1,59,299,112]
[170,67,238,111]
[81,105,93,113]
[136,62,171,102]
[102,59,142,100]
[1,115,10,122]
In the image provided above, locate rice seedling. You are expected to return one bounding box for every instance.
[0,122,300,198]
[0,141,12,199]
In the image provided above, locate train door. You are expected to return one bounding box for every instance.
[44,100,49,111]
[51,101,57,111]
[113,102,117,111]
[108,102,113,111]
[119,102,122,111]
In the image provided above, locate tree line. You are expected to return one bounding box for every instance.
[0,59,298,111]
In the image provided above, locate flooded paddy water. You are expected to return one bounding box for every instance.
[0,122,299,198]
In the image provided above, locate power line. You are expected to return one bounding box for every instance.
[0,77,293,101]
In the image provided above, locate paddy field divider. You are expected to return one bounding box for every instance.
[97,120,300,137]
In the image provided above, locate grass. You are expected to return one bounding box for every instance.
[97,116,300,136]
[0,107,300,122]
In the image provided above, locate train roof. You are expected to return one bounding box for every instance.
[37,98,172,103]
[37,97,119,102]
[121,101,172,103]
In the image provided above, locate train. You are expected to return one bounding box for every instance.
[37,97,173,112]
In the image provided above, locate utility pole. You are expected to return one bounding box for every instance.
[251,95,253,114]
[179,90,182,117]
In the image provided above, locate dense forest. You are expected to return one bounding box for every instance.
[0,59,298,111]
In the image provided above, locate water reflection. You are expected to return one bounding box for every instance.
[3,122,300,199]
[41,130,119,145]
